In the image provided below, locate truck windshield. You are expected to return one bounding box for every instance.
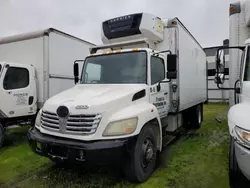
[81,52,147,84]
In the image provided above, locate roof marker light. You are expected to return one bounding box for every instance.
[230,7,235,13]
[172,21,177,25]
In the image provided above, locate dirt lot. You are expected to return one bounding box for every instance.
[0,103,230,188]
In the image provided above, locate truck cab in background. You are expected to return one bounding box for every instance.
[0,62,37,147]
[0,62,37,120]
[0,28,94,148]
[28,13,207,182]
[214,1,250,187]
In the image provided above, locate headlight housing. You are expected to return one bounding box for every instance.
[103,117,138,137]
[35,109,42,129]
[235,126,250,146]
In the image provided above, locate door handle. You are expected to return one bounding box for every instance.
[164,92,168,95]
[29,96,34,105]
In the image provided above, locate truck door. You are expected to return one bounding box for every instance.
[0,63,37,118]
[149,54,170,118]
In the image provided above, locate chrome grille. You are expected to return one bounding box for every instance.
[41,111,101,135]
[41,111,59,131]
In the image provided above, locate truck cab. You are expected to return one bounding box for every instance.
[0,61,37,147]
[214,1,250,187]
[0,62,37,120]
[28,12,206,183]
[216,39,250,188]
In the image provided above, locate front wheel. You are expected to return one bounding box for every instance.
[229,136,250,188]
[123,124,158,183]
[0,123,5,148]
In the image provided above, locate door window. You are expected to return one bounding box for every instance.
[151,56,165,85]
[3,67,29,90]
[244,47,250,81]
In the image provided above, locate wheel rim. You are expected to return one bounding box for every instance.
[141,137,156,169]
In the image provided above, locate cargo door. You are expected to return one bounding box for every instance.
[0,63,37,118]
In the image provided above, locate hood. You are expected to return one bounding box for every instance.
[228,103,250,131]
[43,84,147,114]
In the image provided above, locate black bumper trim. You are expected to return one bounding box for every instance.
[27,127,137,164]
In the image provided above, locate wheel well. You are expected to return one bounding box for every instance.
[147,118,161,151]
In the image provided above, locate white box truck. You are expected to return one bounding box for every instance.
[0,28,94,147]
[214,1,250,187]
[28,13,207,182]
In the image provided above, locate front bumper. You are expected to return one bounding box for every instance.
[27,127,137,165]
[235,141,250,180]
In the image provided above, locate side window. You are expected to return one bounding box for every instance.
[244,47,250,81]
[85,63,102,83]
[3,67,29,90]
[151,56,165,85]
[240,50,246,81]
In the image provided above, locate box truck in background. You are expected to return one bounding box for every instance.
[28,13,207,182]
[0,28,95,147]
[214,0,250,187]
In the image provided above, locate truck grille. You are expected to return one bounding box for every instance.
[41,111,102,135]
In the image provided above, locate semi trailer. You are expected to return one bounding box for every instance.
[214,0,250,187]
[0,28,94,147]
[28,13,207,182]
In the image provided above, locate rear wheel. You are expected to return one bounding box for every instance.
[184,104,203,129]
[0,123,5,148]
[229,136,250,188]
[123,124,158,183]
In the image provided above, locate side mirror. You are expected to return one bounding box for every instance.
[167,54,177,79]
[214,73,225,84]
[74,63,79,84]
[214,49,226,85]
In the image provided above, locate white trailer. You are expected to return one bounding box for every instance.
[0,28,94,147]
[214,1,250,187]
[28,13,207,182]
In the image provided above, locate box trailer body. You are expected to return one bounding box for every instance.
[0,28,94,144]
[28,13,207,182]
[214,1,250,187]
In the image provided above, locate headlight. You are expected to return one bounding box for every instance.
[103,117,138,137]
[235,126,250,145]
[35,110,42,129]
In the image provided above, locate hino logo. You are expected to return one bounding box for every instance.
[75,105,89,110]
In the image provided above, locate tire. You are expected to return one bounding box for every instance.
[229,136,250,188]
[0,123,5,148]
[123,124,158,183]
[184,104,203,130]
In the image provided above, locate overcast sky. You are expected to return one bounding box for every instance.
[0,0,236,48]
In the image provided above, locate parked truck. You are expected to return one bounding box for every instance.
[214,0,250,187]
[28,13,207,182]
[0,28,94,147]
